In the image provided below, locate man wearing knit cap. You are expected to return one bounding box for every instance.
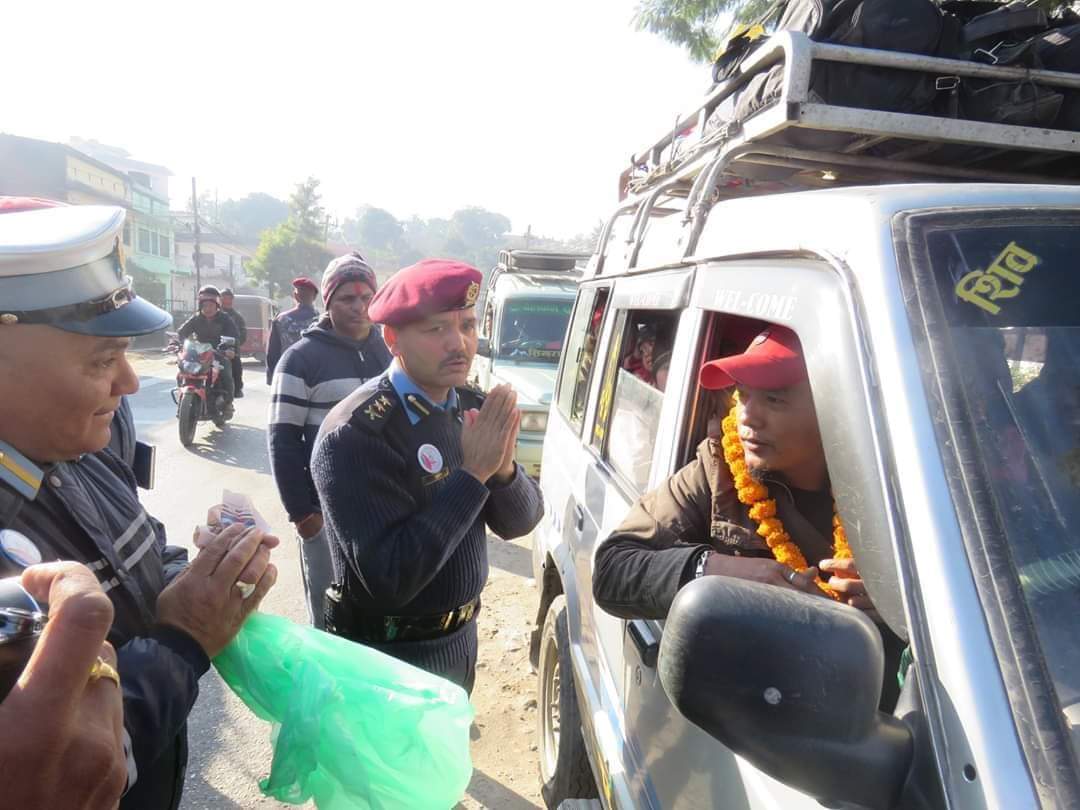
[268,251,391,629]
[312,258,543,692]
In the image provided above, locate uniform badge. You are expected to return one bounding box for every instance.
[464,281,480,307]
[0,530,43,569]
[364,394,393,421]
[417,444,444,474]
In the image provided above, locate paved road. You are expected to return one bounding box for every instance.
[128,352,544,810]
[131,354,309,808]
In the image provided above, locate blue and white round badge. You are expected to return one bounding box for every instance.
[0,529,43,570]
[417,444,444,475]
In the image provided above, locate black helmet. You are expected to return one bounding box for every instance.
[220,287,235,297]
[198,285,221,304]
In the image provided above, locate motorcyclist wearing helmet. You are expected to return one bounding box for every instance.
[176,286,239,404]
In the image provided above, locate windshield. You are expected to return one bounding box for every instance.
[910,213,1080,765]
[497,298,573,364]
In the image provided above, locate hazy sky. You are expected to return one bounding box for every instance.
[8,1,709,239]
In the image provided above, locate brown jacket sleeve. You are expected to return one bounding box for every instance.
[592,450,716,620]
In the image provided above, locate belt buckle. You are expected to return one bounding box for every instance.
[441,610,455,632]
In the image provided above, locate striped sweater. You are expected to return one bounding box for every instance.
[267,317,392,522]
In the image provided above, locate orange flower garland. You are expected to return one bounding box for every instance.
[719,402,851,599]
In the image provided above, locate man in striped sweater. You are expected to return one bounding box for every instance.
[267,252,391,628]
[312,259,543,692]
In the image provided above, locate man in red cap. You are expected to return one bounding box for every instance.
[265,276,320,384]
[311,259,543,692]
[593,324,874,619]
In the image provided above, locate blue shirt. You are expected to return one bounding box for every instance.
[387,359,459,425]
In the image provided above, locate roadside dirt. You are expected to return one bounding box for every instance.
[457,535,545,810]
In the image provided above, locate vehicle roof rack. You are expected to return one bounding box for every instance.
[602,31,1080,273]
[498,249,590,273]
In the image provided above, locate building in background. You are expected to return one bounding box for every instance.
[0,133,187,315]
[67,138,184,313]
[0,132,129,206]
[170,212,259,317]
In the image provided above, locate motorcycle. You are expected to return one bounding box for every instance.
[167,333,237,446]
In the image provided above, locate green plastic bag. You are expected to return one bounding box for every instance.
[213,612,474,809]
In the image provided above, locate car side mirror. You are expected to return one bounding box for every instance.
[476,337,490,358]
[659,577,913,810]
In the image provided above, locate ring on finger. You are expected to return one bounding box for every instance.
[89,656,120,688]
[234,581,256,599]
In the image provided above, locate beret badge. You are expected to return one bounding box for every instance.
[465,281,480,307]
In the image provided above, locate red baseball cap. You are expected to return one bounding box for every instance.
[292,277,318,292]
[699,325,807,390]
[368,258,482,327]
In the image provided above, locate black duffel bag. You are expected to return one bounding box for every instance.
[732,0,954,123]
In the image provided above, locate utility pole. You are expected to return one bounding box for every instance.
[323,213,331,244]
[191,177,201,306]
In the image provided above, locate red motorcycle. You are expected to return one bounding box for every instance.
[167,334,237,446]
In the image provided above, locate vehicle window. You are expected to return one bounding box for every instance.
[497,298,574,364]
[592,310,679,493]
[909,215,1080,759]
[555,287,610,432]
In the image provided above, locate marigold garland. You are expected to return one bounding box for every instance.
[720,401,851,599]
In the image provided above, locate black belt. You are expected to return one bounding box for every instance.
[326,589,480,644]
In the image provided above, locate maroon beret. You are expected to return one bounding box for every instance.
[368,258,482,326]
[292,276,318,292]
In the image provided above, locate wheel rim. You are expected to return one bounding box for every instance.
[539,632,562,780]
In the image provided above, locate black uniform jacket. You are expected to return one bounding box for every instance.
[0,448,209,810]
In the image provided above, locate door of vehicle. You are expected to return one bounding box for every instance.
[577,268,695,807]
[470,295,497,390]
[618,258,913,809]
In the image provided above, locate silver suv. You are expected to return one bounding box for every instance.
[529,32,1080,810]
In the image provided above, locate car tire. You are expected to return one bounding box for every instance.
[538,595,598,808]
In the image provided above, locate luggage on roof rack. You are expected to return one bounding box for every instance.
[619,30,1080,204]
[497,250,589,273]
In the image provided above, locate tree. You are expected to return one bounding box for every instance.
[247,178,332,297]
[342,206,404,251]
[632,0,771,63]
[288,177,326,241]
[218,193,289,242]
[636,0,1080,63]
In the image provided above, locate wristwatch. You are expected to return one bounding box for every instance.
[694,549,711,579]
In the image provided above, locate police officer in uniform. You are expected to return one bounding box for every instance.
[0,199,278,810]
[312,259,543,693]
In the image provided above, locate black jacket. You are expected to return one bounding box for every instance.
[222,306,247,345]
[268,318,392,522]
[0,445,208,810]
[177,311,238,349]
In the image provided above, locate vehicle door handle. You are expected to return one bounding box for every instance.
[628,620,659,668]
[573,504,585,532]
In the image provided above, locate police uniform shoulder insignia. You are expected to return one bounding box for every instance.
[0,442,43,500]
[346,387,395,431]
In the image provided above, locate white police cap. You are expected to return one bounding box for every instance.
[0,199,171,337]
